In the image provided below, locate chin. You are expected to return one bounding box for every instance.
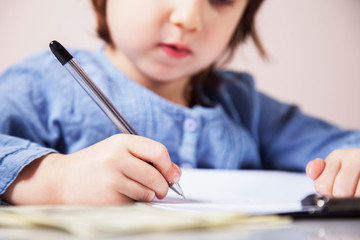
[147,74,186,83]
[143,68,192,82]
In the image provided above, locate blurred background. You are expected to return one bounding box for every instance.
[0,0,359,129]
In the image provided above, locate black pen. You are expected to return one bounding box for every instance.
[49,40,184,199]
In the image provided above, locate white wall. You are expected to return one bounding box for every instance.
[0,0,101,62]
[228,0,360,129]
[1,0,359,129]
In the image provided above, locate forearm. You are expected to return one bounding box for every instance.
[1,153,64,205]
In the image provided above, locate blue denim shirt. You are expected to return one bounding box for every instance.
[1,48,359,205]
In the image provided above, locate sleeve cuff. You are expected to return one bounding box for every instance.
[0,198,10,206]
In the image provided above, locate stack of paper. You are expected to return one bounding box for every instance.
[0,203,288,237]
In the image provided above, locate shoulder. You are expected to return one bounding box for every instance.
[1,47,98,78]
[0,48,98,94]
[3,48,97,73]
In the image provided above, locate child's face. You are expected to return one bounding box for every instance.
[106,0,247,83]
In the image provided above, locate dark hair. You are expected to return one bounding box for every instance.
[91,0,266,106]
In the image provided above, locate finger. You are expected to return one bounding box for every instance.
[117,173,156,202]
[119,154,169,199]
[314,155,341,196]
[306,158,325,180]
[123,135,181,183]
[355,178,360,197]
[101,194,134,205]
[87,194,134,205]
[332,160,360,197]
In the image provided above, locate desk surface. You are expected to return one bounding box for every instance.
[0,218,359,240]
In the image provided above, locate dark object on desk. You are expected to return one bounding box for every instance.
[281,194,360,218]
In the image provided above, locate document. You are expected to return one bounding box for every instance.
[152,169,315,214]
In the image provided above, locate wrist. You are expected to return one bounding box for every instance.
[38,153,66,204]
[2,153,65,205]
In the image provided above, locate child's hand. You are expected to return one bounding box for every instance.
[306,148,360,198]
[59,134,181,204]
[2,134,181,205]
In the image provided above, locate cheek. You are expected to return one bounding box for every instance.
[107,13,161,52]
[210,17,241,56]
[107,15,137,46]
[109,24,140,49]
[199,27,234,62]
[106,3,148,46]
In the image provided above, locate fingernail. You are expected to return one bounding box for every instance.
[307,161,313,174]
[172,167,181,183]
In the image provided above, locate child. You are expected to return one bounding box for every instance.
[0,0,359,205]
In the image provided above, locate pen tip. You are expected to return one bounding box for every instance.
[169,182,185,199]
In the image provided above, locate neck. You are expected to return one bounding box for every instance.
[104,46,190,107]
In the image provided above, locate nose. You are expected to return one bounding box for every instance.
[169,1,203,32]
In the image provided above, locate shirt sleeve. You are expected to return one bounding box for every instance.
[219,71,360,171]
[256,92,360,171]
[0,62,59,198]
[0,199,10,206]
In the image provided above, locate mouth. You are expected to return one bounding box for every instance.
[159,43,192,59]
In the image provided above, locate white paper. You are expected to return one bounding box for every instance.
[152,169,315,214]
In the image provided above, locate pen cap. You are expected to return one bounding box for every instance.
[49,40,73,65]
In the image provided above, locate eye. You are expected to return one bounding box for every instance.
[210,0,235,6]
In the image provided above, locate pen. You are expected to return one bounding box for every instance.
[49,40,184,199]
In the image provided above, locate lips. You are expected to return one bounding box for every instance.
[159,43,192,59]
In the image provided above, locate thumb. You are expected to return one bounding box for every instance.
[306,158,325,180]
[165,162,182,184]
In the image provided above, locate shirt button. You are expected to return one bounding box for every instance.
[184,118,198,132]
